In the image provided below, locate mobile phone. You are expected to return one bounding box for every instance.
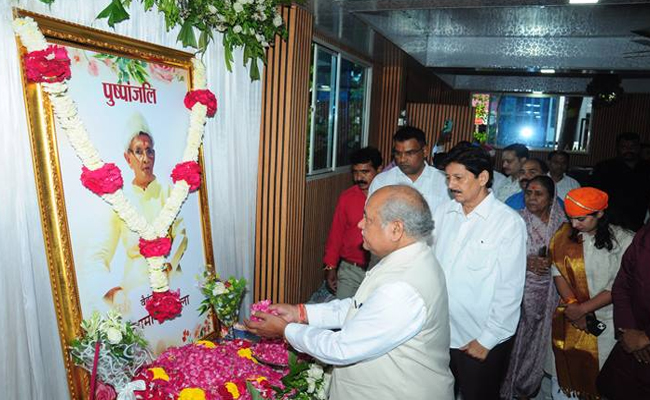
[586,313,606,337]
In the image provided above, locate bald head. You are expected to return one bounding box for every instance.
[372,185,434,240]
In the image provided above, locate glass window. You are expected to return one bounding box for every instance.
[307,44,370,175]
[473,93,593,152]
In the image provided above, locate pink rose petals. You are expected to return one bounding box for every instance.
[134,340,287,399]
[249,300,279,322]
[251,339,289,367]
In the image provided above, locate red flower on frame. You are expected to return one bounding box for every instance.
[139,237,172,258]
[23,45,71,83]
[171,161,201,192]
[184,89,217,117]
[80,163,123,195]
[145,289,182,323]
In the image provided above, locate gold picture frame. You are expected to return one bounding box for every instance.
[14,9,217,399]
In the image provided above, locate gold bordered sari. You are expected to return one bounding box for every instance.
[550,223,600,399]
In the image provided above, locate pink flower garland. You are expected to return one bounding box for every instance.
[184,89,217,117]
[139,237,172,258]
[23,45,71,83]
[145,290,182,324]
[172,161,202,192]
[80,163,123,195]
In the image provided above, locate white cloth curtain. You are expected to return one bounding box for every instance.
[0,1,261,398]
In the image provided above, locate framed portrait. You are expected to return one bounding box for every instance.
[14,9,217,399]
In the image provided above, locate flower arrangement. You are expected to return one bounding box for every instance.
[198,271,247,330]
[132,339,285,399]
[69,310,152,396]
[129,338,330,400]
[13,16,217,323]
[38,0,302,80]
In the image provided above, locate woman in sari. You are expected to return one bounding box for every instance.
[549,187,634,399]
[501,175,565,399]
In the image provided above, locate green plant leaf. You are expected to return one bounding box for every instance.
[96,0,131,28]
[245,382,266,400]
[177,19,198,49]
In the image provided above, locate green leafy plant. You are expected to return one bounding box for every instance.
[40,0,303,80]
[273,351,330,399]
[198,270,247,328]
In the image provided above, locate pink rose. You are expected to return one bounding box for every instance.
[184,89,217,117]
[23,45,71,83]
[139,237,172,258]
[145,289,182,323]
[171,161,202,192]
[149,63,175,83]
[95,381,116,400]
[80,163,123,196]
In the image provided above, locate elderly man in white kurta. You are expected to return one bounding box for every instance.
[246,185,454,400]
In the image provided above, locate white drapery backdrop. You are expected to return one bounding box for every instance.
[0,1,262,398]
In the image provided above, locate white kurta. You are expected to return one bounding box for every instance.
[551,225,634,369]
[368,164,451,217]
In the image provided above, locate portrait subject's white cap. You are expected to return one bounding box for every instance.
[124,112,154,151]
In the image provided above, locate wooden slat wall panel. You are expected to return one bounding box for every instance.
[301,173,353,301]
[255,5,313,304]
[406,102,476,150]
[368,38,406,165]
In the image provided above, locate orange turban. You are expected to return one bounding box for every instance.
[565,187,608,217]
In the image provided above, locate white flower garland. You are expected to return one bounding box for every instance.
[13,17,210,294]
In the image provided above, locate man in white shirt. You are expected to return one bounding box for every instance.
[246,185,455,400]
[494,143,529,202]
[433,146,526,400]
[547,150,580,200]
[369,126,450,216]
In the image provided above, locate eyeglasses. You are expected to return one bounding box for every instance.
[392,147,423,158]
[128,148,155,159]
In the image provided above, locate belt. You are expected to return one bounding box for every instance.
[342,259,368,269]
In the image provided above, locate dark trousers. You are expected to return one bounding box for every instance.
[450,338,514,400]
[597,342,650,399]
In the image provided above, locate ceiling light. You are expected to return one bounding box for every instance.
[569,0,598,4]
[540,68,555,74]
[520,126,534,138]
[532,91,544,95]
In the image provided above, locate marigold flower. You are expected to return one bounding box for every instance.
[194,340,216,349]
[148,367,170,381]
[178,387,206,400]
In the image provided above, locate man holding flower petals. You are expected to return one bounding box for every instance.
[246,185,454,400]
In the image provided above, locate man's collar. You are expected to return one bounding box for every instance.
[448,191,494,219]
[395,163,430,182]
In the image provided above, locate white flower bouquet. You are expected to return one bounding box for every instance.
[69,310,152,393]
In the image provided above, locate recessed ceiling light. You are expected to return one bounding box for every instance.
[532,91,544,95]
[540,68,556,74]
[569,0,598,4]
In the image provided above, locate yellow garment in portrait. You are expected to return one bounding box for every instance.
[81,179,188,319]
